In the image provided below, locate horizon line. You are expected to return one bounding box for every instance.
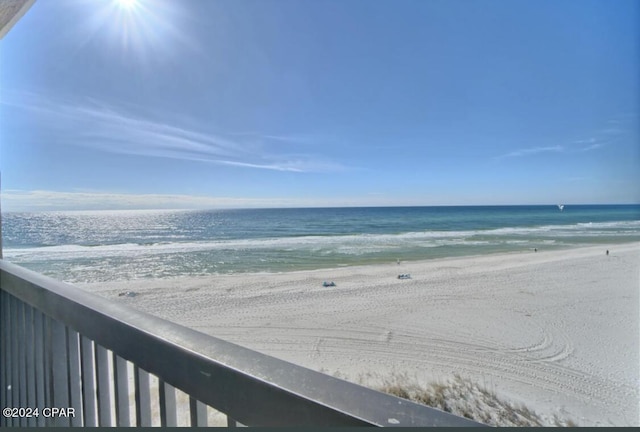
[3,203,639,213]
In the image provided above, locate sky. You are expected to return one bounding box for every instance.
[0,0,638,211]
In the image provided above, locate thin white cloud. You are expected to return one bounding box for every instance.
[497,145,564,159]
[568,137,607,152]
[497,114,637,161]
[262,134,317,144]
[5,188,633,212]
[577,143,603,152]
[1,189,294,211]
[0,189,413,212]
[567,118,632,153]
[571,137,597,145]
[1,91,345,173]
[227,131,325,146]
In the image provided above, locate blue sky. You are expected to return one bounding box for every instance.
[1,0,638,211]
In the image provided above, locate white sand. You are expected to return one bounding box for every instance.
[80,243,640,426]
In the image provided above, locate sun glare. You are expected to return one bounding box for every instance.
[116,0,137,10]
[80,0,195,66]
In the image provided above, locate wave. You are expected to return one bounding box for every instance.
[4,220,639,261]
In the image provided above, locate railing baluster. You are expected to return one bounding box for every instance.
[114,354,130,426]
[10,295,18,427]
[67,329,83,426]
[159,379,177,427]
[50,319,70,426]
[18,302,27,427]
[80,336,97,427]
[43,314,52,424]
[17,300,27,426]
[95,344,112,426]
[25,305,37,427]
[189,397,207,427]
[34,309,46,427]
[0,291,3,428]
[134,366,151,426]
[0,290,8,428]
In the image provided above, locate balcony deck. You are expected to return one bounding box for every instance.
[0,259,484,427]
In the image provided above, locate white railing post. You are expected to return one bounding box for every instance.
[34,309,46,427]
[80,336,97,426]
[159,379,177,426]
[1,291,8,427]
[190,397,208,427]
[68,329,84,426]
[134,367,152,426]
[114,354,130,426]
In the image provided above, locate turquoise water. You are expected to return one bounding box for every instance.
[3,205,639,283]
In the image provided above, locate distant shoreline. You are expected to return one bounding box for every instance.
[77,240,639,282]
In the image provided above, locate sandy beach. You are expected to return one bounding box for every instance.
[80,243,640,426]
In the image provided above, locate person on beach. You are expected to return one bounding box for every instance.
[606,249,609,256]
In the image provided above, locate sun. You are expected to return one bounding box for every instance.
[116,0,138,10]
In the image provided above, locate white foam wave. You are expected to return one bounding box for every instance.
[4,220,638,261]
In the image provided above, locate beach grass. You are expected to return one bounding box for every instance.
[371,372,577,427]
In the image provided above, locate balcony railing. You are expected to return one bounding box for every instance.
[0,259,484,427]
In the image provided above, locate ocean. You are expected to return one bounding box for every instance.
[2,205,639,284]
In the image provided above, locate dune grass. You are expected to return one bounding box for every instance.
[366,372,577,427]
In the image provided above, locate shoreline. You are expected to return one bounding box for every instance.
[76,243,640,298]
[80,242,640,426]
[81,240,639,282]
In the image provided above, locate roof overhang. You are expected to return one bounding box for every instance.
[0,0,35,40]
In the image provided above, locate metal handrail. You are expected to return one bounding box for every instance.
[0,259,484,427]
